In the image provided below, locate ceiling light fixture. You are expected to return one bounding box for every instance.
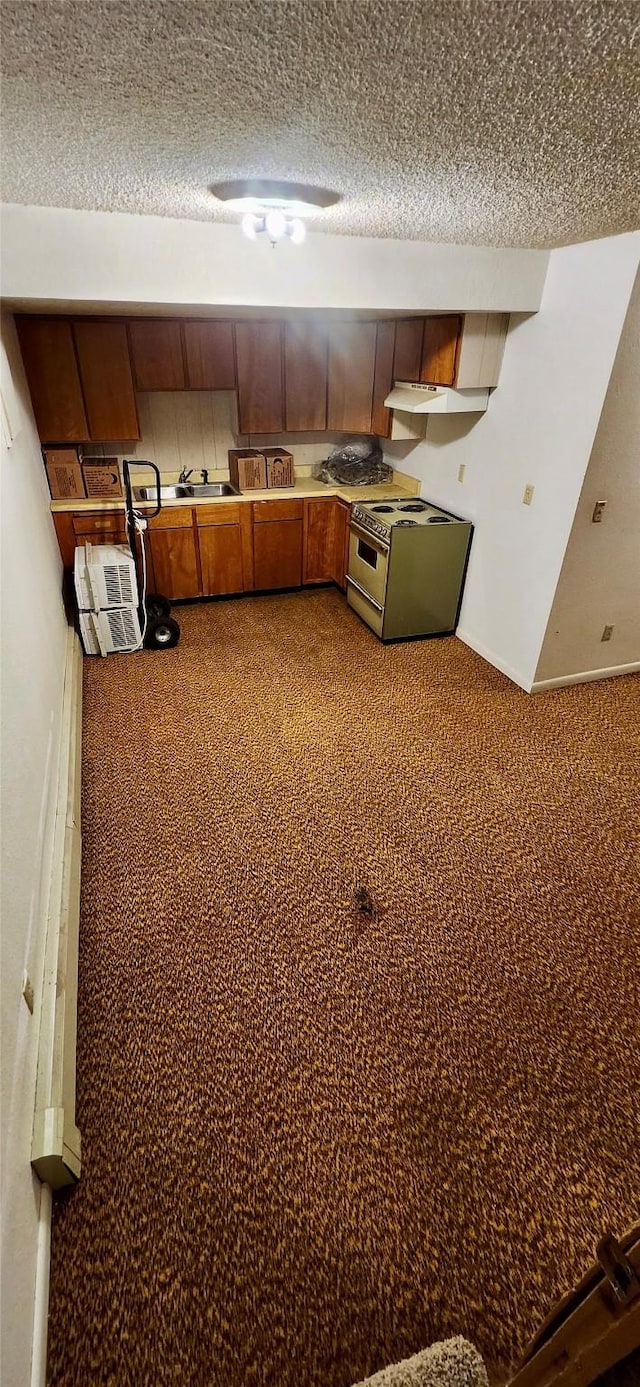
[241,211,306,246]
[210,179,340,213]
[211,179,340,247]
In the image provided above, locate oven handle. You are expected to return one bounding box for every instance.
[347,576,384,613]
[350,521,390,555]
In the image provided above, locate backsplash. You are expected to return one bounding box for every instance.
[84,391,344,482]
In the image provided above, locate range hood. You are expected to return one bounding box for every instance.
[384,381,489,414]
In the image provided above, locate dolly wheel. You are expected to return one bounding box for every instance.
[144,616,180,650]
[145,593,171,620]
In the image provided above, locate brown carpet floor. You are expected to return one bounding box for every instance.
[47,590,640,1387]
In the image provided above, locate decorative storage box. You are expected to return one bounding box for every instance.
[82,458,123,499]
[228,449,268,490]
[43,448,85,500]
[262,448,294,488]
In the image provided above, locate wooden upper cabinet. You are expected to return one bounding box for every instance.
[183,320,236,390]
[393,319,424,382]
[235,321,284,433]
[284,320,328,431]
[128,320,186,390]
[73,321,140,440]
[327,321,377,433]
[421,315,462,386]
[371,320,396,437]
[16,317,89,442]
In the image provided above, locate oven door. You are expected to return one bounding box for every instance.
[348,523,389,609]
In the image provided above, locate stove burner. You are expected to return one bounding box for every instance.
[396,518,418,527]
[399,502,428,513]
[428,516,451,524]
[371,505,394,513]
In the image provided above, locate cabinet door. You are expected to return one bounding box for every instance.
[198,525,244,596]
[73,321,140,440]
[393,319,424,382]
[421,315,462,385]
[53,513,78,568]
[303,498,336,584]
[327,321,377,433]
[253,520,302,590]
[371,320,396,438]
[147,528,200,599]
[128,320,186,390]
[183,321,236,389]
[16,317,89,442]
[331,499,350,590]
[235,321,284,433]
[284,320,328,431]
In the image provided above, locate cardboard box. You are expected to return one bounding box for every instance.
[262,448,294,488]
[82,458,123,499]
[228,449,268,491]
[43,448,86,500]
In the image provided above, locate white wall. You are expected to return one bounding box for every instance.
[0,314,69,1386]
[534,268,640,686]
[0,203,548,313]
[384,232,640,690]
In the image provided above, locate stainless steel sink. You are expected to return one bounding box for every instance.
[134,482,240,501]
[133,484,190,500]
[189,483,240,497]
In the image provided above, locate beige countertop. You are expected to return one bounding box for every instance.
[50,471,419,513]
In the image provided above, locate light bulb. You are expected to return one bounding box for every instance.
[264,209,287,241]
[289,217,306,245]
[241,212,258,240]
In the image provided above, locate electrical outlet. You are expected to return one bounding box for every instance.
[457,464,466,483]
[592,501,607,523]
[601,625,614,642]
[523,484,535,506]
[22,971,34,1014]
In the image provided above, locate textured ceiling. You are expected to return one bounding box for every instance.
[1,0,639,248]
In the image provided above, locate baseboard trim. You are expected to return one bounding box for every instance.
[30,1183,52,1387]
[531,661,640,691]
[31,627,83,1189]
[456,627,532,692]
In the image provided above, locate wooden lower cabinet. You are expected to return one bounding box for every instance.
[195,503,253,596]
[303,498,336,584]
[332,499,351,590]
[198,525,244,595]
[55,510,129,566]
[303,497,351,589]
[54,494,352,604]
[146,527,200,600]
[253,519,303,590]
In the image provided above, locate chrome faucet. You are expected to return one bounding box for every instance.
[201,469,209,484]
[178,467,193,484]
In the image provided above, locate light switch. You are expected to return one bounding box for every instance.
[523,484,534,506]
[592,501,606,523]
[457,464,466,483]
